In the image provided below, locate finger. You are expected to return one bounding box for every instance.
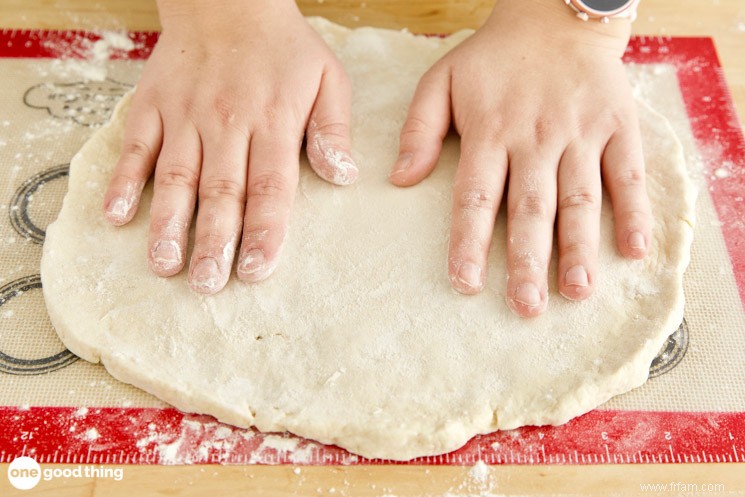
[505,151,558,318]
[602,124,651,259]
[188,131,249,294]
[557,141,602,301]
[447,132,508,294]
[147,122,201,277]
[237,131,300,283]
[306,63,358,186]
[103,99,162,225]
[389,64,451,187]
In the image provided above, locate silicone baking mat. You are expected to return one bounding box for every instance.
[0,29,743,465]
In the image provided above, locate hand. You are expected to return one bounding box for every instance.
[102,0,357,294]
[390,0,651,317]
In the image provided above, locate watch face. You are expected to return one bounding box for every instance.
[579,0,632,13]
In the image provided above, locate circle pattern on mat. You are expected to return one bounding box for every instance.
[0,275,79,375]
[9,164,69,244]
[648,319,689,378]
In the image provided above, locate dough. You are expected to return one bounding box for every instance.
[41,18,695,460]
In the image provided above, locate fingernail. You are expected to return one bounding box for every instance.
[331,161,359,186]
[628,231,646,250]
[151,240,182,267]
[456,262,482,290]
[190,257,220,291]
[328,150,359,186]
[238,248,265,275]
[106,196,131,223]
[389,153,412,178]
[311,134,359,186]
[565,265,588,288]
[513,282,541,307]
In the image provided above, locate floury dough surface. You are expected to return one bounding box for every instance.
[41,18,696,460]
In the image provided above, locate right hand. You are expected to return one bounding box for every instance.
[102,0,357,294]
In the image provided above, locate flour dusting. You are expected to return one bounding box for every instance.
[439,460,503,497]
[130,414,330,465]
[35,31,139,81]
[84,427,100,441]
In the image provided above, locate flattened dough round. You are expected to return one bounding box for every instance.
[41,18,695,460]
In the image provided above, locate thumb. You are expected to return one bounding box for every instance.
[390,63,451,187]
[306,63,359,186]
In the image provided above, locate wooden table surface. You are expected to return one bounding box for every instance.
[1,1,744,495]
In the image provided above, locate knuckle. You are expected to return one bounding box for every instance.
[560,239,593,258]
[510,193,550,220]
[309,121,350,142]
[450,237,488,261]
[212,96,238,128]
[607,111,627,132]
[121,139,154,163]
[242,226,271,246]
[199,177,246,203]
[419,63,447,90]
[134,84,160,103]
[619,209,649,224]
[510,250,546,274]
[532,117,556,146]
[156,163,200,190]
[326,61,352,88]
[456,186,497,213]
[110,172,143,188]
[614,168,645,189]
[559,189,599,211]
[255,98,302,136]
[461,128,509,159]
[400,116,436,141]
[248,171,292,198]
[193,232,225,252]
[179,97,197,118]
[150,215,188,237]
[579,112,624,138]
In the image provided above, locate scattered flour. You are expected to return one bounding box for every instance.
[133,414,327,465]
[74,407,89,418]
[36,30,139,81]
[438,461,504,497]
[261,435,300,453]
[84,427,100,441]
[468,460,489,482]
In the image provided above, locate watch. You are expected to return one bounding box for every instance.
[564,0,640,23]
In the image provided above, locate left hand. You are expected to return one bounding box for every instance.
[390,0,652,317]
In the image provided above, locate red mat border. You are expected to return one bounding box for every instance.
[0,31,743,465]
[0,29,158,60]
[0,407,743,465]
[624,36,745,307]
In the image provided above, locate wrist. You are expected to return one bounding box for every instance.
[156,0,301,34]
[486,0,632,57]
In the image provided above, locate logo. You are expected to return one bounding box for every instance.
[7,457,41,490]
[6,456,125,489]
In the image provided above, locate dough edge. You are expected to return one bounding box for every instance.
[40,18,696,461]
